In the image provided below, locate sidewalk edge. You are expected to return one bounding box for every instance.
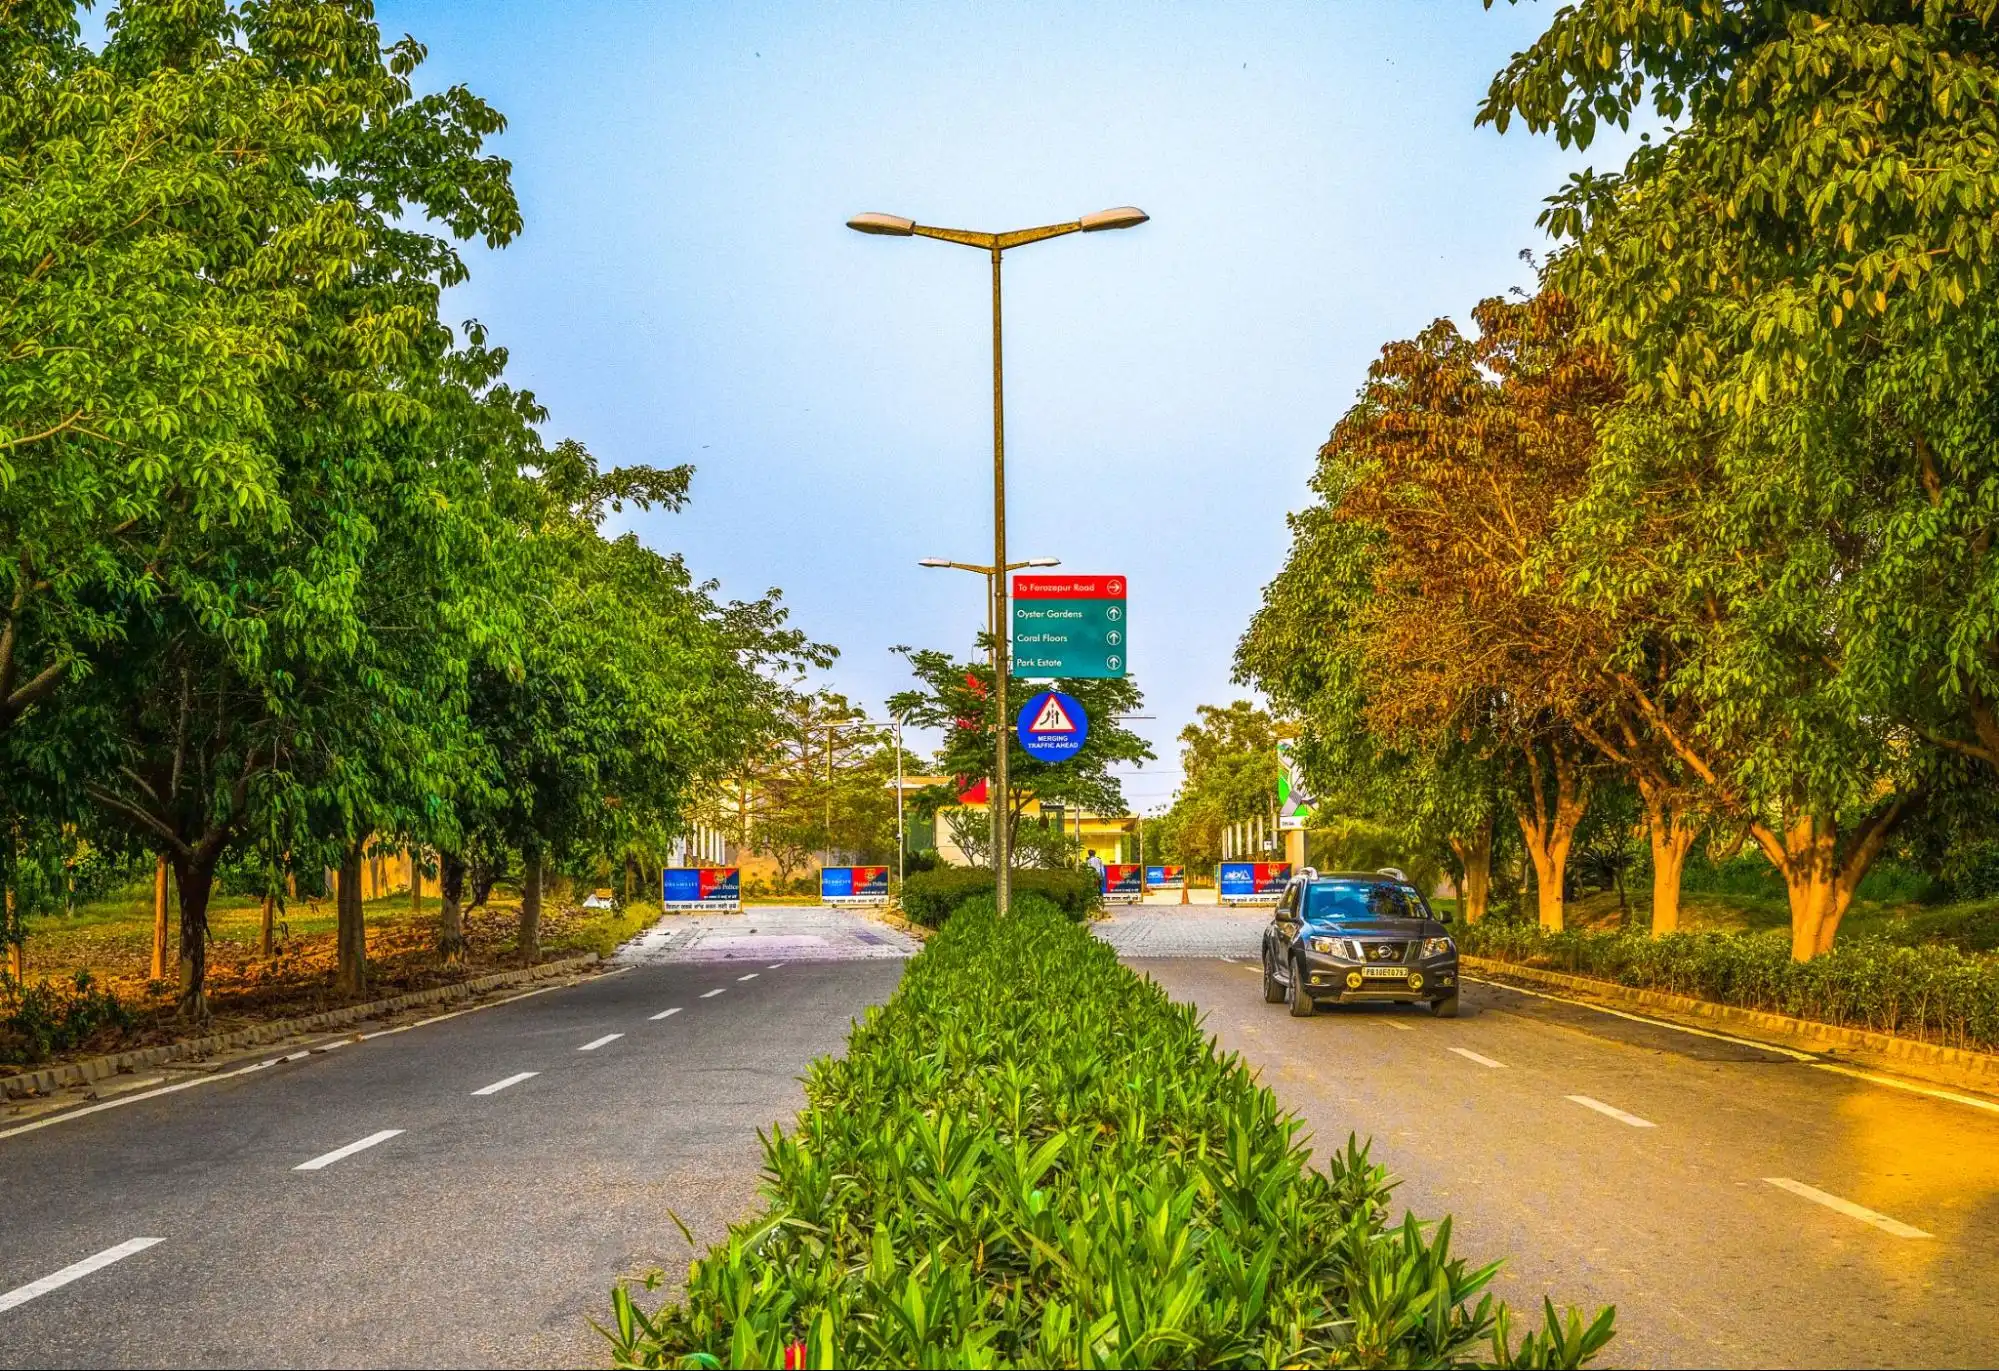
[1,954,600,1101]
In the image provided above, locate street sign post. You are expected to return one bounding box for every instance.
[1016,689,1088,762]
[1011,574,1127,679]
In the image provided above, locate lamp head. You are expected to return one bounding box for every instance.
[848,212,916,236]
[1023,557,1061,567]
[1079,206,1149,232]
[917,558,952,568]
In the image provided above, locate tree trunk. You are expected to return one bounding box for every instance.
[438,851,467,965]
[336,843,368,997]
[1639,781,1699,937]
[152,855,171,982]
[1748,801,1911,961]
[260,893,275,958]
[4,883,19,982]
[518,847,542,963]
[170,851,221,1022]
[1448,821,1492,923]
[411,848,423,915]
[1516,744,1588,932]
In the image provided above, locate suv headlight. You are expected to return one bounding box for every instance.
[1421,936,1455,959]
[1307,936,1346,957]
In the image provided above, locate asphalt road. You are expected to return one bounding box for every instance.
[1114,911,1999,1369]
[0,910,907,1369]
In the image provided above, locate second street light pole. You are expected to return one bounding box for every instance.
[855,206,1148,911]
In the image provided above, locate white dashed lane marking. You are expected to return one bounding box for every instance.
[1762,1178,1930,1238]
[1384,1021,1415,1032]
[578,1034,624,1052]
[471,1072,537,1096]
[649,1008,682,1021]
[0,1239,164,1314]
[1449,1047,1506,1068]
[295,1130,403,1171]
[737,973,758,982]
[1567,1095,1656,1128]
[700,989,726,999]
[766,962,786,970]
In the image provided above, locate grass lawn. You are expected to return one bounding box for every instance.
[3,882,654,1069]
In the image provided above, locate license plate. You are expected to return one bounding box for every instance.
[1361,966,1410,979]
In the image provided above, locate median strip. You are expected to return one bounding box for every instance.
[1763,1178,1931,1238]
[578,1034,624,1052]
[0,1238,164,1314]
[1449,1047,1506,1068]
[295,1129,403,1171]
[1565,1095,1655,1128]
[471,1072,538,1096]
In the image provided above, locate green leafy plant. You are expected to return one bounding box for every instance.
[1463,924,1999,1053]
[898,868,1100,928]
[605,891,1614,1368]
[0,971,131,1066]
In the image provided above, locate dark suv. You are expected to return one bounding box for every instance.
[1261,870,1460,1018]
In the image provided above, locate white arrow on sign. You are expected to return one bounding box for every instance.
[1030,696,1078,733]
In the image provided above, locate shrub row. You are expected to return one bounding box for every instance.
[898,867,1101,928]
[1461,923,1999,1053]
[1,971,131,1066]
[606,892,1614,1368]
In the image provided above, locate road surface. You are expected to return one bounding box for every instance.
[0,906,913,1369]
[1099,907,1999,1369]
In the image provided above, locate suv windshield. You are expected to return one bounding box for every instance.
[1303,880,1428,922]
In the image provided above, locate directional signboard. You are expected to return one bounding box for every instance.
[1016,689,1088,762]
[1012,574,1127,679]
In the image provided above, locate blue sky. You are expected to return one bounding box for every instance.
[381,0,1636,813]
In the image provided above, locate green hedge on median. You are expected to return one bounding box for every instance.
[898,866,1101,927]
[606,892,1614,1369]
[1461,923,1999,1053]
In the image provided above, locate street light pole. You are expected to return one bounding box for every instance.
[857,207,1147,914]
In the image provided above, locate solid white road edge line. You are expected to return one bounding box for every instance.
[737,973,759,981]
[0,977,585,1144]
[471,1072,538,1096]
[295,1129,403,1171]
[0,1238,165,1314]
[1811,1062,1999,1115]
[700,989,726,999]
[649,1008,683,1021]
[1464,973,1818,1061]
[578,1034,624,1052]
[1449,1047,1507,1068]
[1763,1177,1931,1238]
[1566,1095,1656,1128]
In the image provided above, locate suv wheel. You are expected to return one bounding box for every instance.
[1261,949,1286,1003]
[1286,956,1315,1017]
[1431,991,1460,1019]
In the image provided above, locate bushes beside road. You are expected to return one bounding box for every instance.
[1463,923,1999,1054]
[898,867,1101,927]
[607,891,1615,1368]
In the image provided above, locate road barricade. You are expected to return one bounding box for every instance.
[1219,861,1290,905]
[820,865,890,906]
[662,866,740,911]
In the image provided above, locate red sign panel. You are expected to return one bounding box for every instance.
[1012,574,1126,599]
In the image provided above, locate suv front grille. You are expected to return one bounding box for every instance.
[1360,940,1414,964]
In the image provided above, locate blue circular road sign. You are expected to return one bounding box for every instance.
[1017,689,1088,762]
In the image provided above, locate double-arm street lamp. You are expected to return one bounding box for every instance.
[851,206,1148,911]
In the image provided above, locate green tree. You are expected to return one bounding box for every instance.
[889,647,1153,868]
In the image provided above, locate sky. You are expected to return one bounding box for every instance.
[378,0,1639,815]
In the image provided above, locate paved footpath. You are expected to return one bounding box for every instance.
[1102,908,1999,1368]
[0,906,911,1369]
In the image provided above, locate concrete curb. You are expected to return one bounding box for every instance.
[1463,954,1999,1095]
[1,954,600,1101]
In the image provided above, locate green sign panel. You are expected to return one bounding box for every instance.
[1011,574,1127,679]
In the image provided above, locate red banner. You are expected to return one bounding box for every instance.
[1012,574,1126,599]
